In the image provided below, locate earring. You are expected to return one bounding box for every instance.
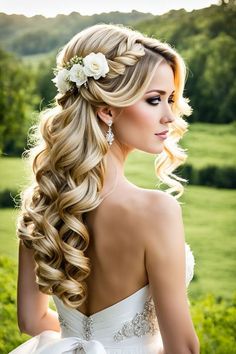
[105,119,114,146]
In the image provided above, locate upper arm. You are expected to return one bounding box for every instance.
[144,192,199,354]
[17,240,49,331]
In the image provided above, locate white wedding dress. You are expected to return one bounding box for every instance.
[9,243,195,354]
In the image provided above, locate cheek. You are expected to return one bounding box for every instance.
[114,103,155,145]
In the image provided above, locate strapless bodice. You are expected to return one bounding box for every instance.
[9,242,195,354]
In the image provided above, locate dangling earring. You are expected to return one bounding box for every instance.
[105,119,114,146]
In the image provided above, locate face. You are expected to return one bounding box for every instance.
[112,60,176,154]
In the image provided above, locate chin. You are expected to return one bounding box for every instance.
[140,146,164,155]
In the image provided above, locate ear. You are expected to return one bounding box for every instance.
[96,106,120,125]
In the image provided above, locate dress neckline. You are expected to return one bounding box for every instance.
[53,283,150,319]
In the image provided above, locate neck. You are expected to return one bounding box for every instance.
[100,142,134,199]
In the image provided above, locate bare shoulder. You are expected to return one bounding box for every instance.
[140,189,199,353]
[135,188,181,213]
[147,189,181,214]
[142,188,184,261]
[130,188,182,240]
[99,185,181,247]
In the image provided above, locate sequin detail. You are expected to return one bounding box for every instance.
[82,317,94,340]
[58,313,94,340]
[58,313,70,330]
[113,297,159,342]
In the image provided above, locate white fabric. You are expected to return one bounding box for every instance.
[9,242,195,354]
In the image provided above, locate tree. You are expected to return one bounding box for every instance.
[0,48,40,155]
[35,55,57,109]
[199,34,236,123]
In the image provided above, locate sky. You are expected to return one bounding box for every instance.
[0,0,219,18]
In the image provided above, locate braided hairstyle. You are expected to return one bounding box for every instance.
[17,23,192,309]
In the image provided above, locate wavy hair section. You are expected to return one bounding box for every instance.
[155,50,192,199]
[17,23,192,309]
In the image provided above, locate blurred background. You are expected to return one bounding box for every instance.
[0,0,235,352]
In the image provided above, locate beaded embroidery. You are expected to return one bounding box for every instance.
[58,297,159,343]
[58,313,94,341]
[82,317,94,340]
[58,313,70,330]
[113,296,159,342]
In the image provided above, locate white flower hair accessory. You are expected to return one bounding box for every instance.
[52,52,109,94]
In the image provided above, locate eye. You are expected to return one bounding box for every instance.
[168,98,175,104]
[146,96,161,105]
[146,95,175,106]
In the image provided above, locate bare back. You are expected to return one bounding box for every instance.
[79,181,154,317]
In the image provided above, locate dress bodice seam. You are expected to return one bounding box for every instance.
[53,283,150,319]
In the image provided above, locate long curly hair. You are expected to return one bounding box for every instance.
[17,23,192,309]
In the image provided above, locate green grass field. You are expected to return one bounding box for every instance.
[181,122,236,168]
[0,157,30,190]
[1,122,235,190]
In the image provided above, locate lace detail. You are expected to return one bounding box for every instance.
[113,297,159,342]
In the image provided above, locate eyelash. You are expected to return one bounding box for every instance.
[146,96,175,106]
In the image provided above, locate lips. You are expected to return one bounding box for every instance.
[155,130,169,135]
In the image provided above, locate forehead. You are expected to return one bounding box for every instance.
[147,60,175,92]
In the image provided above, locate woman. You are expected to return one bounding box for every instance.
[9,23,199,353]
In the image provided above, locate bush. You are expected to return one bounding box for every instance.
[0,256,30,352]
[0,189,18,208]
[177,164,236,189]
[190,293,236,353]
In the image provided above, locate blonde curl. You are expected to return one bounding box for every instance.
[17,23,192,310]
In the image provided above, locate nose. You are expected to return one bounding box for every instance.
[160,110,175,125]
[165,100,176,122]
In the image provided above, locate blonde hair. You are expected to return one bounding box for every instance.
[17,23,192,309]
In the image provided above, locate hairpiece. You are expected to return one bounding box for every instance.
[52,52,109,94]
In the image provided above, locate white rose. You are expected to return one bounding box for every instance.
[69,63,87,88]
[51,68,71,94]
[83,52,109,80]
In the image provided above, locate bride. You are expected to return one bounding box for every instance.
[9,23,200,353]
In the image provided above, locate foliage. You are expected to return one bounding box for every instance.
[0,256,30,352]
[0,189,18,208]
[190,293,236,354]
[0,47,40,155]
[184,33,236,123]
[35,55,58,109]
[175,164,236,189]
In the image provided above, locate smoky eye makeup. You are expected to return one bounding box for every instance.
[146,96,161,105]
[168,95,175,104]
[146,95,175,105]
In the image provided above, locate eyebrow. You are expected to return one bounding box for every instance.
[146,89,175,95]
